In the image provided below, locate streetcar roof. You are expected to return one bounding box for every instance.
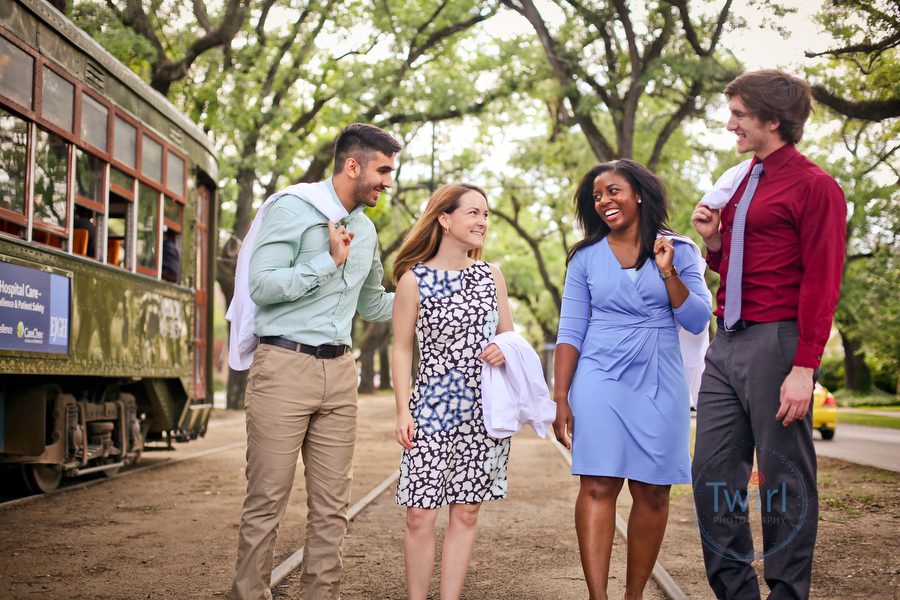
[9,0,218,177]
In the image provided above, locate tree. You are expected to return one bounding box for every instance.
[804,0,900,121]
[72,0,529,406]
[498,0,740,169]
[801,0,900,392]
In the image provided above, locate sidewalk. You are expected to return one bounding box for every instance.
[839,407,900,418]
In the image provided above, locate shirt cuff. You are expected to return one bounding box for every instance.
[706,248,722,273]
[793,343,823,369]
[309,251,339,279]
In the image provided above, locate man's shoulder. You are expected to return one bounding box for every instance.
[788,151,841,187]
[269,193,326,218]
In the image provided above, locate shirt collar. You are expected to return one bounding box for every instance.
[755,143,797,177]
[326,177,364,223]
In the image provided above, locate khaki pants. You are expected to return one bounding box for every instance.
[231,344,358,600]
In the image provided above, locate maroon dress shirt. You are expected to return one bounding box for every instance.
[707,144,847,368]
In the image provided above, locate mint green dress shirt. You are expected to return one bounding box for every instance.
[249,179,393,347]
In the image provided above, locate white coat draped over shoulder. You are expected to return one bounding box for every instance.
[225,181,348,371]
[659,233,712,408]
[700,159,752,209]
[480,331,556,439]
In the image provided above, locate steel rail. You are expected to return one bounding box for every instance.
[270,470,400,588]
[549,437,689,600]
[0,440,246,510]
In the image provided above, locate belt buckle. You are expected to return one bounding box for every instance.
[314,345,329,359]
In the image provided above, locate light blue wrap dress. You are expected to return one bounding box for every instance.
[557,236,711,484]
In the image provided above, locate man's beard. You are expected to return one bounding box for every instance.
[354,175,380,206]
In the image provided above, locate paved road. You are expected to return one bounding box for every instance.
[813,423,900,472]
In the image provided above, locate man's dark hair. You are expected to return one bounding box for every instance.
[725,70,813,145]
[333,123,402,173]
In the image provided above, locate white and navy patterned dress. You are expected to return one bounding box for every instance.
[396,261,511,509]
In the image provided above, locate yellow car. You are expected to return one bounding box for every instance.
[812,383,838,440]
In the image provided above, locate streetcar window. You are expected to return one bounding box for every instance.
[110,167,134,195]
[163,195,182,225]
[142,134,162,182]
[33,129,69,248]
[81,94,108,152]
[75,149,104,204]
[107,191,131,268]
[166,151,184,196]
[75,150,105,259]
[73,204,97,257]
[0,109,28,219]
[113,116,136,168]
[42,66,74,132]
[136,184,159,272]
[0,37,34,109]
[161,226,180,283]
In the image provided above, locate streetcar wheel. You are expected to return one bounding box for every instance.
[101,460,121,478]
[22,464,63,494]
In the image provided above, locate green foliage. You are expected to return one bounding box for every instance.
[818,356,845,393]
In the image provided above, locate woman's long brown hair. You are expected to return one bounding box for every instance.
[392,183,487,284]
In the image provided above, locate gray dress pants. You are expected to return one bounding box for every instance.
[692,321,818,600]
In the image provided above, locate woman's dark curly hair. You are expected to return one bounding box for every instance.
[567,159,672,268]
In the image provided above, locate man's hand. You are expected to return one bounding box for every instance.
[328,220,354,267]
[691,202,722,252]
[478,342,505,366]
[553,398,574,450]
[776,366,815,426]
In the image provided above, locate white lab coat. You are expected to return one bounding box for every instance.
[480,332,556,439]
[225,181,348,371]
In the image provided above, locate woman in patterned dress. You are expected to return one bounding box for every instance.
[391,183,515,600]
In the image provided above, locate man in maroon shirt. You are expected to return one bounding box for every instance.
[690,70,846,599]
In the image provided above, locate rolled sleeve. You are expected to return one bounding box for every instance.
[249,205,339,306]
[356,244,394,322]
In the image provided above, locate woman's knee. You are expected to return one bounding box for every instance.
[630,481,670,512]
[449,503,481,529]
[580,476,624,502]
[406,508,438,534]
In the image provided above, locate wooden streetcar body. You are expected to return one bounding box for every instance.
[0,0,219,492]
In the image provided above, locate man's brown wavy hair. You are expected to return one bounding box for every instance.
[725,70,813,145]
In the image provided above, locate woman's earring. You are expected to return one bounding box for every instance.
[637,198,642,204]
[443,227,449,234]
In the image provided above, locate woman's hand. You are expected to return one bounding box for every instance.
[653,237,675,271]
[396,411,416,449]
[553,398,574,450]
[478,342,505,366]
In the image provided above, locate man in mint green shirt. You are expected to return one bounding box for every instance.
[232,124,400,600]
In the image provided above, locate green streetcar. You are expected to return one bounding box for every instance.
[0,0,218,492]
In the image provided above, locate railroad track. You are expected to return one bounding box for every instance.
[267,437,688,600]
[0,427,246,509]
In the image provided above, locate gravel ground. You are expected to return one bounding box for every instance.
[1,394,897,599]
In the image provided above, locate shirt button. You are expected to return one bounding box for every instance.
[723,255,729,261]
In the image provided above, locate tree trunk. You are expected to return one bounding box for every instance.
[358,347,376,394]
[357,322,389,393]
[839,328,872,392]
[226,367,248,410]
[378,343,391,390]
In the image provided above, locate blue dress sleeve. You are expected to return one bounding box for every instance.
[557,249,591,352]
[671,242,712,335]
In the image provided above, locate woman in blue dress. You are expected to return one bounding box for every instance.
[554,159,711,599]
